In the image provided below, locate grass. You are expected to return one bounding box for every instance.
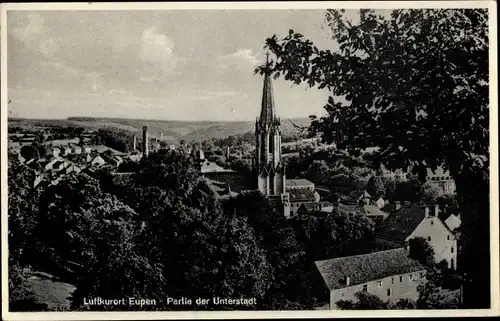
[25,270,76,310]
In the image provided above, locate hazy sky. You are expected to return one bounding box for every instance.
[7,10,359,121]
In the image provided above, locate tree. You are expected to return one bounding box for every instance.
[257,9,489,307]
[408,237,436,267]
[365,176,385,198]
[421,182,444,203]
[306,160,331,184]
[20,145,40,160]
[336,292,388,310]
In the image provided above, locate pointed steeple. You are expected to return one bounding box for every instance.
[259,53,276,126]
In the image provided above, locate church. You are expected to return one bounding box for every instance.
[201,55,332,218]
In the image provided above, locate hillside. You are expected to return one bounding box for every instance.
[8,117,312,142]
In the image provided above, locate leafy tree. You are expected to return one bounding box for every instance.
[306,160,331,184]
[258,8,489,308]
[20,145,40,160]
[366,176,385,198]
[421,182,445,203]
[408,237,436,267]
[336,292,389,310]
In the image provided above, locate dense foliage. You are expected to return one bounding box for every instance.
[257,9,489,308]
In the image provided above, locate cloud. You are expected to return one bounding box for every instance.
[139,26,183,76]
[216,49,262,70]
[193,91,249,101]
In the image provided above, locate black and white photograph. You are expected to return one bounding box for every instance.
[1,2,498,319]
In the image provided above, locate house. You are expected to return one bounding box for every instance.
[90,155,106,167]
[346,190,372,205]
[83,146,92,154]
[296,201,335,218]
[337,203,364,216]
[377,165,408,182]
[444,214,461,232]
[65,164,82,175]
[375,204,458,270]
[373,196,387,209]
[426,166,456,196]
[359,204,389,224]
[17,153,26,164]
[286,179,315,192]
[315,248,427,310]
[288,188,321,217]
[52,160,67,172]
[62,146,72,156]
[51,147,61,158]
[44,159,59,171]
[72,145,83,154]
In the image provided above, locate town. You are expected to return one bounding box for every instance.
[8,57,464,311]
[6,6,491,315]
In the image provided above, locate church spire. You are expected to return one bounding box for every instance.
[259,53,276,126]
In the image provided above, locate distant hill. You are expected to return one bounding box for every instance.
[8,117,312,143]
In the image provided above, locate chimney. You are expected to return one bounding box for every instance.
[133,135,137,151]
[142,126,149,157]
[424,207,430,218]
[434,204,439,217]
[345,276,350,286]
[394,201,401,211]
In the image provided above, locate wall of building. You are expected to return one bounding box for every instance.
[407,216,457,269]
[329,271,426,310]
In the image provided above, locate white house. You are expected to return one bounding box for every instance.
[315,248,427,310]
[375,205,458,270]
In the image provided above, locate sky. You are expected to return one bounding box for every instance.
[7,10,358,121]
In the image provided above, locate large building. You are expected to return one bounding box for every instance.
[315,248,427,310]
[253,55,291,217]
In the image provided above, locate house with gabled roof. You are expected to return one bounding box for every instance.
[315,248,426,310]
[375,204,458,270]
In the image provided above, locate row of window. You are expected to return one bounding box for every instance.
[361,272,425,293]
[428,176,452,181]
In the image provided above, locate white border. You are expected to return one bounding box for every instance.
[1,1,498,320]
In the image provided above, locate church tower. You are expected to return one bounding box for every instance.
[254,54,289,216]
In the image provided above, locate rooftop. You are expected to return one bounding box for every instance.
[289,188,316,202]
[315,248,426,291]
[286,178,314,187]
[375,205,427,244]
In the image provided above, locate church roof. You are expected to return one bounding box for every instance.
[286,178,314,187]
[289,188,316,202]
[259,56,276,126]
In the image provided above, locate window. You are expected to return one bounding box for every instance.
[362,284,368,292]
[420,272,425,278]
[447,235,450,240]
[391,277,395,284]
[409,274,413,280]
[451,247,454,253]
[377,281,383,287]
[387,289,391,296]
[399,276,403,283]
[431,220,434,225]
[427,236,431,241]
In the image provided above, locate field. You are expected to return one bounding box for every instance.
[8,117,312,143]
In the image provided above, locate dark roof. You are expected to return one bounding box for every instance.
[348,190,371,200]
[315,248,426,290]
[289,188,316,202]
[259,67,276,125]
[286,178,314,187]
[375,205,425,244]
